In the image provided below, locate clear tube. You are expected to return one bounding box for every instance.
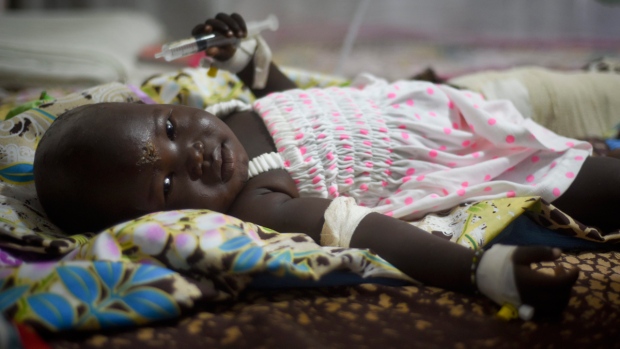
[155,14,279,62]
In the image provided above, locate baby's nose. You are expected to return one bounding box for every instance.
[187,142,204,180]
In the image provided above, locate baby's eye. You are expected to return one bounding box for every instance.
[166,118,175,140]
[163,175,173,198]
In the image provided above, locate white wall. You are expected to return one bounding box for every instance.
[10,0,620,45]
[210,0,620,46]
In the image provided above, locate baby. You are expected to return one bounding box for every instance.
[35,13,620,319]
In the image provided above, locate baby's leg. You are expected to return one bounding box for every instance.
[551,156,620,233]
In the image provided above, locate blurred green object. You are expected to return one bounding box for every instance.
[5,91,55,120]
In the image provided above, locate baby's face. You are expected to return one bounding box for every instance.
[71,103,249,222]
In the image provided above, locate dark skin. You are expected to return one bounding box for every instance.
[39,13,602,318]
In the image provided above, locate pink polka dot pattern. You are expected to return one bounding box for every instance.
[329,186,338,197]
[252,77,591,221]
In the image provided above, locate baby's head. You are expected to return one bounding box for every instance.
[34,102,249,233]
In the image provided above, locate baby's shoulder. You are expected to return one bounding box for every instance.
[224,110,276,160]
[227,168,298,221]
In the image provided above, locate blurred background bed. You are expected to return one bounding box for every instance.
[3,0,620,82]
[1,1,620,348]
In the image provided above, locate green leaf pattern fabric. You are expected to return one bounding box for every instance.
[0,209,409,332]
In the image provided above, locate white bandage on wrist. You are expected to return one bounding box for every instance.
[476,244,535,320]
[321,197,373,248]
[201,35,272,89]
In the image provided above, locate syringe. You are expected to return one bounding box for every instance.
[155,14,279,62]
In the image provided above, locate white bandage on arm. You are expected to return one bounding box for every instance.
[201,35,272,89]
[320,197,373,248]
[476,244,535,320]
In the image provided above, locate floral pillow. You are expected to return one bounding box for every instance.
[0,66,347,250]
[0,82,140,241]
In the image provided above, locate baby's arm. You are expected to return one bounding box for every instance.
[193,13,296,97]
[229,172,579,317]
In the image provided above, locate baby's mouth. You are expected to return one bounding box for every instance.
[220,142,235,183]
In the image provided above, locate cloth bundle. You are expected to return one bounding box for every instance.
[450,67,620,139]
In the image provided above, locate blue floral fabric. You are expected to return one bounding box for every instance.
[0,209,409,332]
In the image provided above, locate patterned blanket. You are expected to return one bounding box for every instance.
[45,250,620,348]
[1,71,619,348]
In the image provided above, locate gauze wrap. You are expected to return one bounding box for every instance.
[476,244,535,320]
[321,197,373,248]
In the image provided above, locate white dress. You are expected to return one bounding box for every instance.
[251,74,592,221]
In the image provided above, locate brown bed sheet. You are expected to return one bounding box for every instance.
[47,251,620,349]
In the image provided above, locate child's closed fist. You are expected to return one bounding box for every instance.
[513,246,580,318]
[191,13,247,62]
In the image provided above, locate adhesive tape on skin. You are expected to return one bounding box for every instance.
[476,244,535,321]
[251,35,272,89]
[202,35,272,89]
[321,197,373,248]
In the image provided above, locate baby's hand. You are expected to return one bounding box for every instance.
[513,246,579,317]
[191,13,247,62]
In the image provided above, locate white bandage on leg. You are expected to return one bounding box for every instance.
[321,197,373,248]
[201,35,272,89]
[476,244,535,320]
